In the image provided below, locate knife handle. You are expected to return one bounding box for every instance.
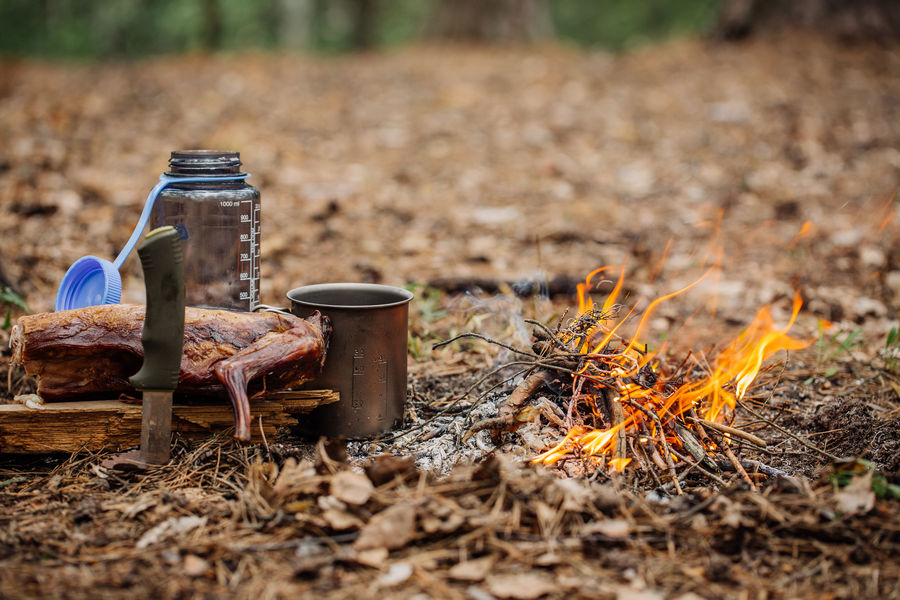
[129,226,185,391]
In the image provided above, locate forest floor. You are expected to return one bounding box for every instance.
[1,32,899,599]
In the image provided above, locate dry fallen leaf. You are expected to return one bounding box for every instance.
[136,516,206,549]
[582,518,630,539]
[354,503,416,551]
[551,477,594,512]
[355,547,388,568]
[448,556,495,582]
[835,471,876,516]
[182,554,210,577]
[271,458,320,500]
[534,552,562,567]
[365,455,416,486]
[614,587,664,600]
[322,508,364,530]
[377,562,414,587]
[486,573,557,600]
[330,470,374,505]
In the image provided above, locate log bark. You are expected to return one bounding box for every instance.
[0,390,338,454]
[10,305,331,441]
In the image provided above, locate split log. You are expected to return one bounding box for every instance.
[10,305,332,442]
[0,390,338,454]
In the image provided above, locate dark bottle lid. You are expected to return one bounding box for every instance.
[167,150,244,176]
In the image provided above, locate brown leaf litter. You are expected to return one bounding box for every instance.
[1,438,898,599]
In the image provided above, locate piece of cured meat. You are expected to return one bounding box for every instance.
[10,305,331,441]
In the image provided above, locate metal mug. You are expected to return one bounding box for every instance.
[287,283,413,438]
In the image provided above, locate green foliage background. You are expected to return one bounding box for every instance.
[0,0,723,59]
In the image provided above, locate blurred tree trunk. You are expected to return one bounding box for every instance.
[714,0,900,40]
[426,0,552,43]
[201,0,223,51]
[351,0,377,50]
[275,0,313,50]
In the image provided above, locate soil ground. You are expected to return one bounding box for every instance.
[0,33,899,599]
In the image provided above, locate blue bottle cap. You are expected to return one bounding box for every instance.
[54,256,122,311]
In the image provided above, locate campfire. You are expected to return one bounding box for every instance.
[528,266,810,488]
[396,264,813,490]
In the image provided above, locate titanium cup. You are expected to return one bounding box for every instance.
[287,283,413,438]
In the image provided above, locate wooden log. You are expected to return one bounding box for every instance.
[0,390,338,454]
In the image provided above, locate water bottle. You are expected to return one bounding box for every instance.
[150,150,261,311]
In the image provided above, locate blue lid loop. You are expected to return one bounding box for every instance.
[55,173,249,311]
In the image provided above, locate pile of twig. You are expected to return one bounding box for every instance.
[435,306,824,492]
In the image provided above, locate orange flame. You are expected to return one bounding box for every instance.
[788,220,815,246]
[609,458,632,473]
[533,269,810,467]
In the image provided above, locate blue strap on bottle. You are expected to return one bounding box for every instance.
[55,173,249,311]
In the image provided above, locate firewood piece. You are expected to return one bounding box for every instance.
[0,390,338,454]
[463,369,554,441]
[720,439,756,490]
[10,305,331,442]
[674,422,722,475]
[715,459,790,480]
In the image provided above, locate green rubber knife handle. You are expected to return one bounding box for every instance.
[129,226,185,391]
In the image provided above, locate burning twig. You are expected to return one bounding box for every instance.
[624,399,682,494]
[673,422,721,475]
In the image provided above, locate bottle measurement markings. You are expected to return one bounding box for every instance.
[240,199,261,308]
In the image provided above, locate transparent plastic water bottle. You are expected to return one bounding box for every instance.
[150,150,260,311]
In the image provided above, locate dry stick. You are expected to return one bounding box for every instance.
[691,413,756,488]
[525,318,571,351]
[736,459,789,479]
[627,436,646,471]
[462,368,554,441]
[692,417,768,448]
[633,436,665,490]
[638,421,668,471]
[669,447,728,487]
[405,353,598,445]
[687,410,717,454]
[674,422,721,475]
[720,436,756,490]
[433,332,537,358]
[424,329,638,445]
[602,388,627,460]
[257,416,270,457]
[736,398,845,462]
[625,399,682,495]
